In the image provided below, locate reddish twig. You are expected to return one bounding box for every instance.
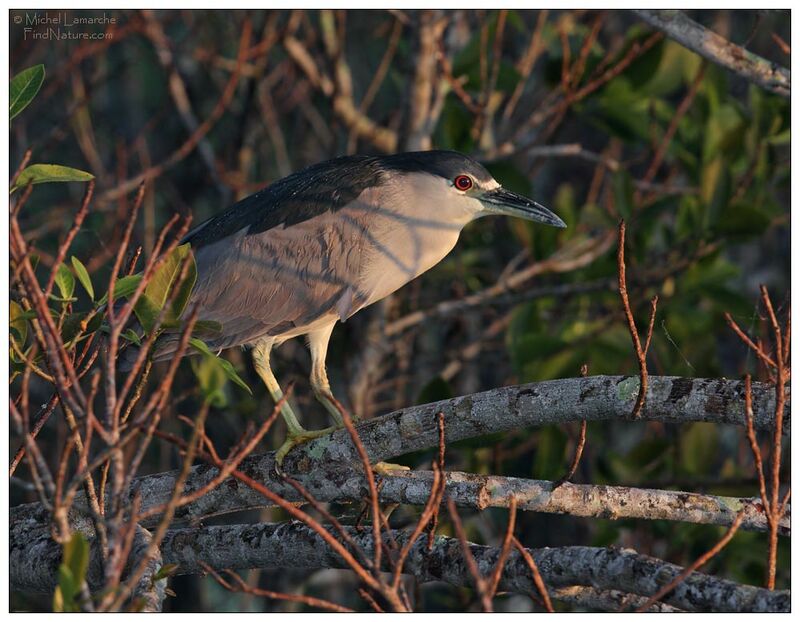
[391,461,445,590]
[9,394,59,476]
[635,63,707,204]
[11,148,33,188]
[358,588,385,612]
[554,420,587,490]
[511,536,554,612]
[724,312,777,370]
[770,32,790,55]
[617,221,658,418]
[636,511,746,611]
[201,563,352,613]
[727,287,790,590]
[324,394,385,581]
[554,364,589,489]
[743,376,770,519]
[43,180,95,298]
[487,496,518,598]
[427,411,446,551]
[760,286,788,590]
[435,42,480,114]
[446,497,492,612]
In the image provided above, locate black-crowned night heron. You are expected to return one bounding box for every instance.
[149,150,565,469]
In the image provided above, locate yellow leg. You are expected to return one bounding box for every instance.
[308,324,345,427]
[374,462,411,475]
[308,325,408,474]
[252,338,303,435]
[252,337,336,470]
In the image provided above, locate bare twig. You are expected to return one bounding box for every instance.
[426,411,446,551]
[617,221,658,418]
[201,562,353,613]
[759,286,788,590]
[724,312,777,370]
[635,62,707,204]
[97,20,252,205]
[487,497,517,598]
[553,363,590,489]
[636,511,746,611]
[512,536,554,612]
[634,10,789,98]
[447,497,492,611]
[727,288,790,590]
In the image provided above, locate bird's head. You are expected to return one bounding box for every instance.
[383,150,566,229]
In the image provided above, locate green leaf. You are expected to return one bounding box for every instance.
[54,264,76,301]
[703,103,744,164]
[134,244,197,332]
[54,532,89,612]
[766,128,790,146]
[70,256,94,301]
[97,274,143,305]
[53,572,72,612]
[714,201,771,238]
[63,532,90,588]
[217,358,252,395]
[122,329,142,346]
[190,337,252,399]
[152,563,180,582]
[190,350,228,407]
[10,64,45,120]
[188,338,223,359]
[10,164,94,194]
[701,157,731,229]
[61,312,103,346]
[10,300,28,348]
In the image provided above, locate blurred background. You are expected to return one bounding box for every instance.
[9,9,790,611]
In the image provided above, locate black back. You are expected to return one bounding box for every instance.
[184,150,492,248]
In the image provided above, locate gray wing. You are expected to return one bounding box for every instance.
[152,210,369,360]
[147,157,393,361]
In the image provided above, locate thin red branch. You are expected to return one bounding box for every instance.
[636,511,746,611]
[487,497,517,598]
[201,563,353,613]
[511,536,554,612]
[724,312,777,369]
[617,221,658,418]
[446,497,492,612]
[427,411,446,551]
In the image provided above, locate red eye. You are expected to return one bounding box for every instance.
[454,175,473,191]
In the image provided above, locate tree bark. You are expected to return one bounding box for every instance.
[635,10,790,98]
[158,522,789,612]
[11,376,788,526]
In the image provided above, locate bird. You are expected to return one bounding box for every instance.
[145,150,566,470]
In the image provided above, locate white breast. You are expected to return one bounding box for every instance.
[344,174,479,312]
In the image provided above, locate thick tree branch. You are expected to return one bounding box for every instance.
[11,376,789,527]
[13,520,788,612]
[550,586,682,613]
[367,471,787,536]
[10,511,166,612]
[158,523,790,612]
[634,10,790,98]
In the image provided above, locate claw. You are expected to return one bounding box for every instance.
[273,425,338,475]
[373,461,410,476]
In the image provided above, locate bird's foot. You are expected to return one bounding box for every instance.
[274,425,338,476]
[373,462,410,475]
